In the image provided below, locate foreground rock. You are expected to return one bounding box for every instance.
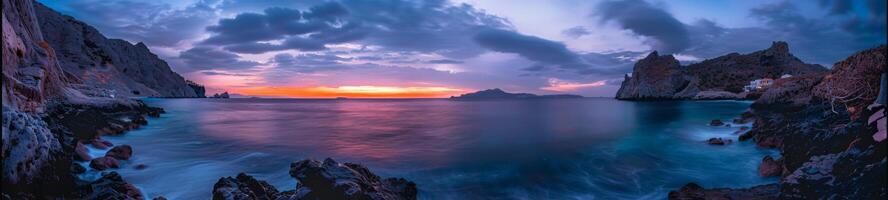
[617,42,826,100]
[213,158,417,200]
[84,172,144,200]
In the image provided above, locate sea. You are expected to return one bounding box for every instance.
[77,98,778,199]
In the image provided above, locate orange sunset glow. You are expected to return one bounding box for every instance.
[231,86,467,98]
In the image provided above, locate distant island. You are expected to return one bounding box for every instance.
[450,88,583,100]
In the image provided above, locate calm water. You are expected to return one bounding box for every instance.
[78,98,777,199]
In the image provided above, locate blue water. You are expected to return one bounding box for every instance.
[79,98,777,199]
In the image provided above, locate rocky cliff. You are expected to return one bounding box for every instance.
[616,42,827,100]
[34,3,204,98]
[2,0,189,199]
[671,45,887,199]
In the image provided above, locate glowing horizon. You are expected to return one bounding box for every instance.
[230,86,467,98]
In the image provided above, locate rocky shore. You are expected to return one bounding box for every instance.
[213,158,417,200]
[669,45,887,199]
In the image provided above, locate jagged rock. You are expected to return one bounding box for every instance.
[90,138,114,149]
[211,92,231,99]
[758,155,782,177]
[106,144,133,160]
[45,102,164,140]
[212,173,280,200]
[89,156,120,170]
[667,183,779,200]
[212,158,417,200]
[34,3,204,98]
[616,51,685,100]
[289,158,418,200]
[85,172,144,200]
[617,42,826,100]
[1,105,71,190]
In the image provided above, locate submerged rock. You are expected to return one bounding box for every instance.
[106,145,133,160]
[89,156,120,170]
[707,138,732,145]
[213,158,417,200]
[709,119,724,126]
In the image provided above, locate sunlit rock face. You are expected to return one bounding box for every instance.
[34,3,205,98]
[617,42,828,100]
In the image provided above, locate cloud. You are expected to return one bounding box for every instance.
[198,0,510,57]
[541,78,606,92]
[562,26,591,38]
[595,0,690,54]
[40,0,218,47]
[178,47,261,72]
[474,28,582,67]
[268,53,354,73]
[425,59,464,64]
[683,1,885,65]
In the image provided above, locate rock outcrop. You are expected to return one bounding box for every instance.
[34,3,204,98]
[450,88,583,100]
[668,183,779,200]
[213,158,417,200]
[683,45,886,199]
[617,42,827,100]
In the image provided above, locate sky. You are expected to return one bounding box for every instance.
[39,0,886,98]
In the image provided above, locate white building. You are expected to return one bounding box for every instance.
[744,78,775,92]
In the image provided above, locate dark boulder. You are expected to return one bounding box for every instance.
[707,138,732,145]
[289,158,418,200]
[709,119,724,126]
[106,145,133,160]
[75,141,91,161]
[212,173,280,200]
[758,155,782,177]
[85,172,144,200]
[89,156,120,170]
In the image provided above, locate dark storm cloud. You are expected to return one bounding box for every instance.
[178,47,261,72]
[474,29,581,66]
[268,53,353,73]
[818,0,886,41]
[561,26,591,38]
[682,1,885,65]
[595,0,690,54]
[198,0,510,56]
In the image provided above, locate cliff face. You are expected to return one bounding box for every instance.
[2,0,73,195]
[616,42,827,100]
[615,52,685,100]
[34,3,205,98]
